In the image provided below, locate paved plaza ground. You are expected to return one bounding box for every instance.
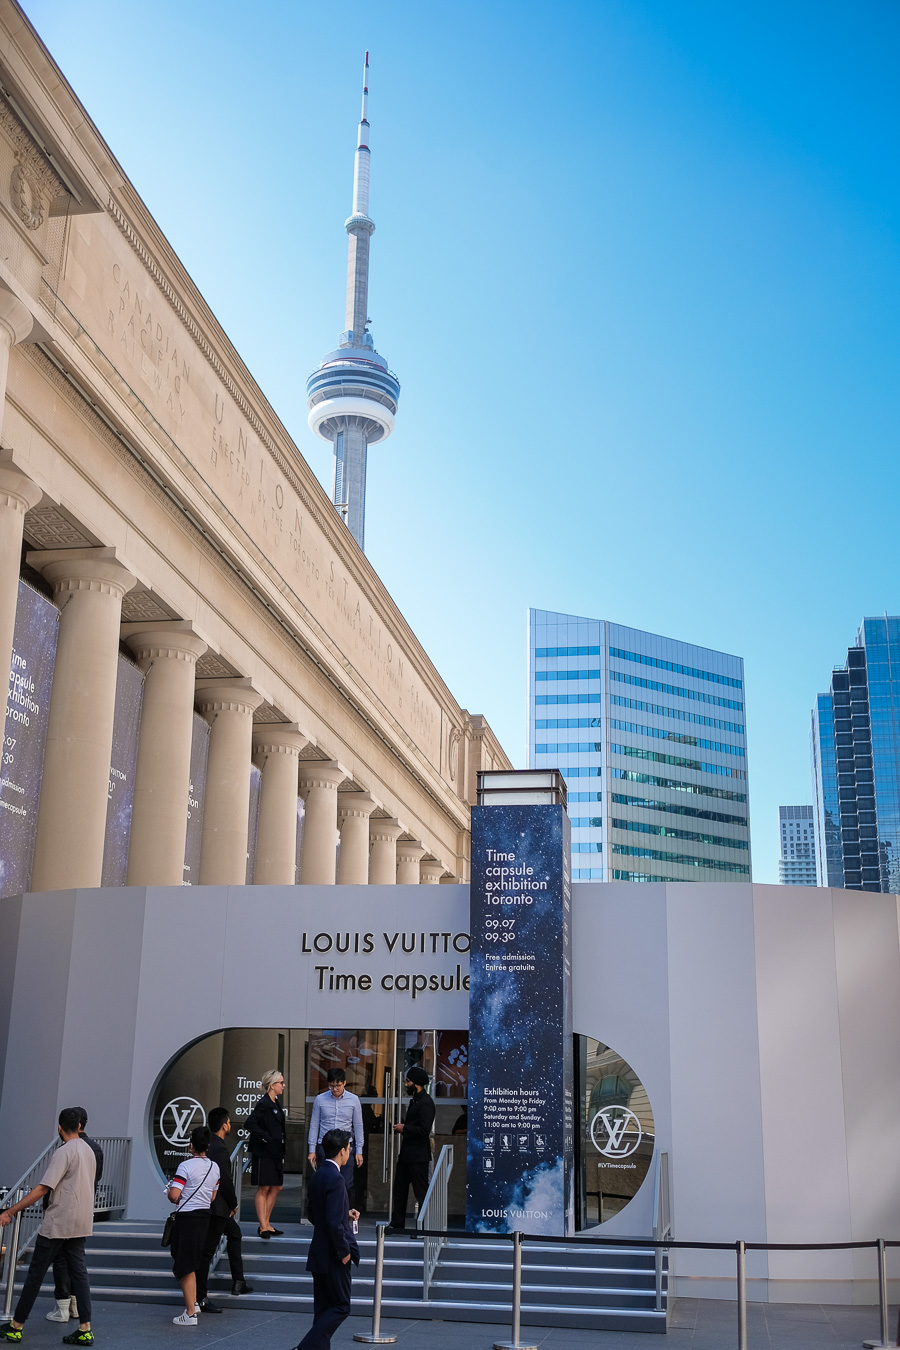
[9,1296,896,1350]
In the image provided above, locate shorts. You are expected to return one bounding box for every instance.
[250,1154,283,1187]
[171,1209,210,1280]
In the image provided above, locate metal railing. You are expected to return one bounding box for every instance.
[413,1224,900,1350]
[1,1135,131,1319]
[208,1139,246,1276]
[416,1144,454,1298]
[651,1149,671,1313]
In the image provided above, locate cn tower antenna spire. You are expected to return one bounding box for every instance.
[306,52,400,553]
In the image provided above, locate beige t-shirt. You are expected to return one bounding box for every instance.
[39,1137,96,1239]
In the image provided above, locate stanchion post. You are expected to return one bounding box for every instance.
[354,1221,397,1344]
[863,1238,897,1349]
[493,1230,537,1350]
[736,1240,748,1350]
[3,1192,23,1322]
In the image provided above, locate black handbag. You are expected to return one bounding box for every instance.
[161,1160,213,1247]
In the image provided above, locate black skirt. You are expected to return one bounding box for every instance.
[250,1154,283,1187]
[171,1209,210,1280]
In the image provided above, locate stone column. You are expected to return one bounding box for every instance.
[0,465,41,691]
[336,791,376,884]
[420,859,445,885]
[123,624,208,886]
[369,818,402,885]
[252,724,306,885]
[397,840,426,885]
[196,679,264,885]
[29,548,136,891]
[298,761,344,885]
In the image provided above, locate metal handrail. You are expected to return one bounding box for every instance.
[417,1144,454,1299]
[651,1150,671,1313]
[209,1138,246,1276]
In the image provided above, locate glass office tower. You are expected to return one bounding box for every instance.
[811,617,900,892]
[527,609,751,882]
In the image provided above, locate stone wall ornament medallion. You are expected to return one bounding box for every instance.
[10,159,44,230]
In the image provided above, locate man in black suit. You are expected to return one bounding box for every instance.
[294,1128,360,1350]
[195,1107,253,1311]
[388,1066,435,1232]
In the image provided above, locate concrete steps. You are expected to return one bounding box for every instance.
[15,1220,667,1333]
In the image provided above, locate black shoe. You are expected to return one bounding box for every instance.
[268,1227,284,1236]
[257,1226,271,1239]
[231,1280,254,1296]
[199,1299,222,1313]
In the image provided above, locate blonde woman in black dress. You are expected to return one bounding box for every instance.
[247,1069,286,1237]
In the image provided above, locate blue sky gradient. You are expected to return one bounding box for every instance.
[22,0,900,881]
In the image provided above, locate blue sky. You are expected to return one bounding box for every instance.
[23,0,900,882]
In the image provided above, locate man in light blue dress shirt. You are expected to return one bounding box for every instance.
[308,1069,364,1194]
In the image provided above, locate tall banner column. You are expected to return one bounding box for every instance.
[467,801,573,1234]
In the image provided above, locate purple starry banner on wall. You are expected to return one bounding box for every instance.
[466,803,574,1234]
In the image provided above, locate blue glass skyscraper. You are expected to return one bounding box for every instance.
[527,609,751,882]
[811,617,900,892]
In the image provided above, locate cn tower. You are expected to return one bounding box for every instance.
[306,52,400,552]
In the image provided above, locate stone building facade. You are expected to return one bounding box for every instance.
[0,1,508,894]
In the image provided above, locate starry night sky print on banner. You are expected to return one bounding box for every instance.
[467,803,574,1234]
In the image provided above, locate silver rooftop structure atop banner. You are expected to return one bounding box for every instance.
[476,769,567,809]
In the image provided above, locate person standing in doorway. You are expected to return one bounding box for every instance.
[0,1107,96,1346]
[387,1066,435,1232]
[194,1108,253,1310]
[247,1069,286,1238]
[293,1129,359,1350]
[307,1069,363,1198]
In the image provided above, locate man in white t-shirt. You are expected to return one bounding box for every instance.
[0,1107,96,1346]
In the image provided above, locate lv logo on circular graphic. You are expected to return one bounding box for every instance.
[590,1104,642,1159]
[159,1097,206,1148]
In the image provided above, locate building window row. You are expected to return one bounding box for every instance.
[611,869,680,883]
[535,694,601,706]
[536,741,602,754]
[610,745,747,780]
[535,645,601,657]
[610,818,749,851]
[569,791,603,802]
[611,767,747,802]
[536,717,602,729]
[609,647,742,689]
[571,817,603,828]
[610,695,743,735]
[610,792,747,827]
[572,842,604,853]
[611,844,750,874]
[563,767,603,777]
[574,867,604,879]
[535,670,601,682]
[611,669,743,712]
[610,721,745,757]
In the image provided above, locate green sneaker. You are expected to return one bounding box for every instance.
[0,1324,22,1343]
[62,1334,92,1346]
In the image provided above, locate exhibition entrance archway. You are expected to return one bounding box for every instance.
[151,1027,470,1224]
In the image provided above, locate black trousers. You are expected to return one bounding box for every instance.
[195,1214,245,1301]
[389,1153,429,1229]
[14,1235,91,1325]
[297,1263,352,1350]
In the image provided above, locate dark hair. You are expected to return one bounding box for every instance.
[58,1107,81,1134]
[71,1107,88,1130]
[190,1125,211,1153]
[326,1068,346,1084]
[208,1107,230,1133]
[321,1128,351,1159]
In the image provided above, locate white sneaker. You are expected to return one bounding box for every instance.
[69,1297,79,1320]
[172,1311,198,1325]
[46,1300,70,1322]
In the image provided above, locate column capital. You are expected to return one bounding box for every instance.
[369,817,403,845]
[397,839,427,865]
[0,464,41,515]
[124,622,208,665]
[252,723,308,757]
[195,677,265,718]
[0,289,34,346]
[420,859,446,884]
[337,790,376,822]
[297,759,345,794]
[27,546,137,600]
